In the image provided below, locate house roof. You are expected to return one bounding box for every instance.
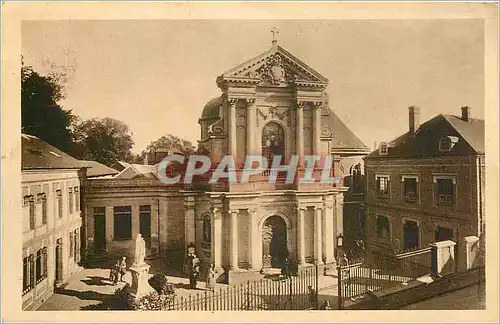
[366,113,485,158]
[22,134,83,170]
[80,160,120,178]
[114,163,158,180]
[110,161,131,172]
[324,109,370,154]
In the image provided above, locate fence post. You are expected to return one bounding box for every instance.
[337,264,342,310]
[204,290,207,310]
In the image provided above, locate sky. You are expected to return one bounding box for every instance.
[22,19,484,154]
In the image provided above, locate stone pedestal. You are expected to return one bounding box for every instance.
[129,262,155,300]
[430,240,456,276]
[464,236,480,271]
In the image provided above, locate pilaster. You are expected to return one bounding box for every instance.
[211,207,223,271]
[297,206,306,265]
[248,208,260,270]
[314,206,324,264]
[296,101,305,167]
[229,209,239,270]
[245,98,256,156]
[228,98,238,157]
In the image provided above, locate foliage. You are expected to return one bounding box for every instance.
[137,134,196,162]
[148,272,176,295]
[21,65,76,152]
[111,282,176,311]
[132,291,176,311]
[72,117,135,166]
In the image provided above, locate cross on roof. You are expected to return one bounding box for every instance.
[270,27,279,44]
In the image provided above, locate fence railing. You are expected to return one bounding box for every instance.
[337,247,432,309]
[168,267,318,311]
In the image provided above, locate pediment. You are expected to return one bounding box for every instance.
[219,45,328,88]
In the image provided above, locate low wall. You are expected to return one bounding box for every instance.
[343,267,485,310]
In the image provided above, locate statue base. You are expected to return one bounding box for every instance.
[129,262,155,300]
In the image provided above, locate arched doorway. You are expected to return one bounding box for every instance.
[262,216,288,269]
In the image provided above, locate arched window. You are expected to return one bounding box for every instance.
[262,122,285,166]
[202,215,211,243]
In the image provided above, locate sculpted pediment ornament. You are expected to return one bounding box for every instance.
[240,53,321,86]
[258,106,288,122]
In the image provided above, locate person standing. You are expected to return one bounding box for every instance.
[119,256,127,282]
[205,263,216,291]
[190,254,200,289]
[113,260,120,285]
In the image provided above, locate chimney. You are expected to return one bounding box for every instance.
[461,106,471,122]
[374,141,378,151]
[144,153,149,165]
[409,105,420,134]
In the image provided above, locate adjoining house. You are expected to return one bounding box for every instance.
[21,134,87,310]
[364,106,485,271]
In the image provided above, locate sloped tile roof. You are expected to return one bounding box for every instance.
[366,114,484,158]
[325,108,370,153]
[80,160,119,178]
[22,134,83,170]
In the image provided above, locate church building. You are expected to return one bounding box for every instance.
[83,38,369,284]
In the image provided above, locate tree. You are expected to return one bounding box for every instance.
[21,65,76,152]
[73,117,135,166]
[138,134,196,162]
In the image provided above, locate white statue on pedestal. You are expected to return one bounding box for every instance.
[134,233,146,266]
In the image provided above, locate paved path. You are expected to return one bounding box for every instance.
[37,267,229,311]
[400,284,486,310]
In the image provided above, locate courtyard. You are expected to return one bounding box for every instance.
[36,260,341,311]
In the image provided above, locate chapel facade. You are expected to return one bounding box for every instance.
[83,40,369,285]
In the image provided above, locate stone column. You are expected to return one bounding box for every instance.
[229,209,239,270]
[297,206,306,265]
[229,98,238,157]
[248,208,260,270]
[314,206,324,264]
[211,207,223,271]
[184,198,196,253]
[312,102,322,156]
[132,204,140,240]
[246,98,256,156]
[151,200,159,254]
[296,102,305,167]
[323,204,335,264]
[105,206,113,242]
[55,238,63,284]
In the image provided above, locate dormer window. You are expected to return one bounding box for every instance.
[439,136,459,152]
[379,142,388,156]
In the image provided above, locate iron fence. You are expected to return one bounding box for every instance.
[337,247,432,309]
[168,267,318,311]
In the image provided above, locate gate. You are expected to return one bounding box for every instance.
[337,246,432,309]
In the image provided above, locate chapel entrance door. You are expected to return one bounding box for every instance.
[262,216,288,269]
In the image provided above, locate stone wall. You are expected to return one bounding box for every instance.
[343,267,485,310]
